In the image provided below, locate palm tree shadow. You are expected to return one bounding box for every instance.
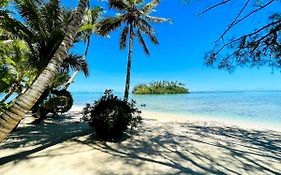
[1,116,280,174]
[0,114,92,166]
[75,120,281,175]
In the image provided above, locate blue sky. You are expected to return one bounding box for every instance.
[65,0,281,92]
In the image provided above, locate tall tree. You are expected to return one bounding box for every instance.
[97,0,171,101]
[0,0,88,142]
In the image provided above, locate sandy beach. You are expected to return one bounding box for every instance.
[0,108,280,175]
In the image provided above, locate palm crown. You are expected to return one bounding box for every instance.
[0,0,88,75]
[97,0,171,55]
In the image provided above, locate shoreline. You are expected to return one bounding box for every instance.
[70,105,281,132]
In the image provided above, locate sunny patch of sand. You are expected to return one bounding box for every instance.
[0,109,280,175]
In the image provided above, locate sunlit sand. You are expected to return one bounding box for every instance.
[1,108,280,175]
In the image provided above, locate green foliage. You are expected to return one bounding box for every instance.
[0,0,9,8]
[0,0,90,76]
[31,72,73,122]
[133,81,189,95]
[82,90,142,140]
[0,38,34,92]
[0,101,11,113]
[77,6,104,40]
[32,89,73,123]
[0,31,36,107]
[0,0,98,114]
[41,90,73,114]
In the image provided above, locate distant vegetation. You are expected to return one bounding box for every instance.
[133,81,189,95]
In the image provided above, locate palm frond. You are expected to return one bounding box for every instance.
[40,29,64,65]
[108,0,128,12]
[77,6,103,38]
[14,0,48,38]
[137,29,150,56]
[141,0,159,14]
[139,18,155,34]
[0,10,36,51]
[91,6,104,23]
[139,24,159,45]
[63,54,89,76]
[120,26,129,49]
[128,0,145,5]
[96,16,124,37]
[145,15,172,23]
[41,0,65,32]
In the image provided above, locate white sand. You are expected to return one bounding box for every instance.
[0,108,280,175]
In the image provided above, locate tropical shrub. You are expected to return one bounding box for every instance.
[32,89,73,123]
[41,90,73,114]
[133,81,189,95]
[82,90,142,140]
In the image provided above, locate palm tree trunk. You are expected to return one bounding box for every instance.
[64,36,91,90]
[0,0,88,142]
[124,25,134,102]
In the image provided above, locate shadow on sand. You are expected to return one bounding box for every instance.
[74,121,281,175]
[0,113,92,166]
[0,115,280,175]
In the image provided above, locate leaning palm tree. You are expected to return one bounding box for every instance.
[97,0,171,101]
[0,0,88,142]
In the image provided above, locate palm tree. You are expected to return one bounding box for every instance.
[0,0,89,121]
[0,0,88,142]
[97,0,170,101]
[0,0,89,76]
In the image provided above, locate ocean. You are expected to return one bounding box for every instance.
[72,91,281,128]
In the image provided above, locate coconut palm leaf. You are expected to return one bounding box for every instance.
[0,10,36,48]
[137,29,150,55]
[145,15,172,23]
[63,54,89,76]
[139,18,156,33]
[108,0,129,12]
[120,26,129,49]
[141,0,159,14]
[97,16,124,36]
[41,0,65,32]
[14,0,48,39]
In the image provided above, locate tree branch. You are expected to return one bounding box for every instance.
[197,0,231,16]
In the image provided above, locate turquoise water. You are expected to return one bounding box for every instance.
[72,91,281,126]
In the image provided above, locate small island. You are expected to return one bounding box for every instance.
[133,81,189,95]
